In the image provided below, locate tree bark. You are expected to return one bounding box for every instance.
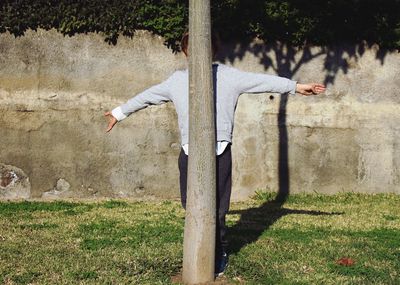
[182,0,216,284]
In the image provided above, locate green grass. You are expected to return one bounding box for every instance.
[0,193,399,284]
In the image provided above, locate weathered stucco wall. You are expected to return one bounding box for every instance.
[0,29,399,200]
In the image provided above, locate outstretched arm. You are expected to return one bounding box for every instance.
[226,66,325,96]
[104,72,175,133]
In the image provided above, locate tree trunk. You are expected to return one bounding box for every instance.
[182,0,216,284]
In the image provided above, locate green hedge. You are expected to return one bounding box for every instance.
[1,0,399,51]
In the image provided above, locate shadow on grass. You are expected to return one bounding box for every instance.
[0,199,129,218]
[227,196,344,255]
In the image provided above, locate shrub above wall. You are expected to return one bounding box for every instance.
[0,0,399,51]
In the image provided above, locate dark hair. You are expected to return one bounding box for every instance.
[180,31,220,58]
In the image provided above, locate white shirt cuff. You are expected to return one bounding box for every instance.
[182,144,189,155]
[111,106,127,121]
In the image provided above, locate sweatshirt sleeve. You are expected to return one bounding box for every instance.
[228,67,297,95]
[111,73,174,121]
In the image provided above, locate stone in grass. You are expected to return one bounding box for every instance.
[41,178,73,199]
[336,257,355,266]
[0,163,31,200]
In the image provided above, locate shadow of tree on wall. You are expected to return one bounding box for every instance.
[212,0,398,85]
[211,0,397,254]
[217,41,390,86]
[217,41,384,255]
[216,39,396,254]
[217,42,358,255]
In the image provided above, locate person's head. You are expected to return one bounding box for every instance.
[180,31,220,59]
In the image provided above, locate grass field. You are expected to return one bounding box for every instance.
[0,192,399,284]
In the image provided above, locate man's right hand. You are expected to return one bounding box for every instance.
[104,112,117,133]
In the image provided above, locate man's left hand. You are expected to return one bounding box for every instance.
[296,83,326,96]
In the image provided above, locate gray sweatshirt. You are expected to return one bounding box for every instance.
[112,63,297,145]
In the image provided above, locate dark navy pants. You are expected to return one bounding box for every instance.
[178,144,232,258]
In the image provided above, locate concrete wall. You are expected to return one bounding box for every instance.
[0,29,399,200]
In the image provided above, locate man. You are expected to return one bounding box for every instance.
[105,32,326,276]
